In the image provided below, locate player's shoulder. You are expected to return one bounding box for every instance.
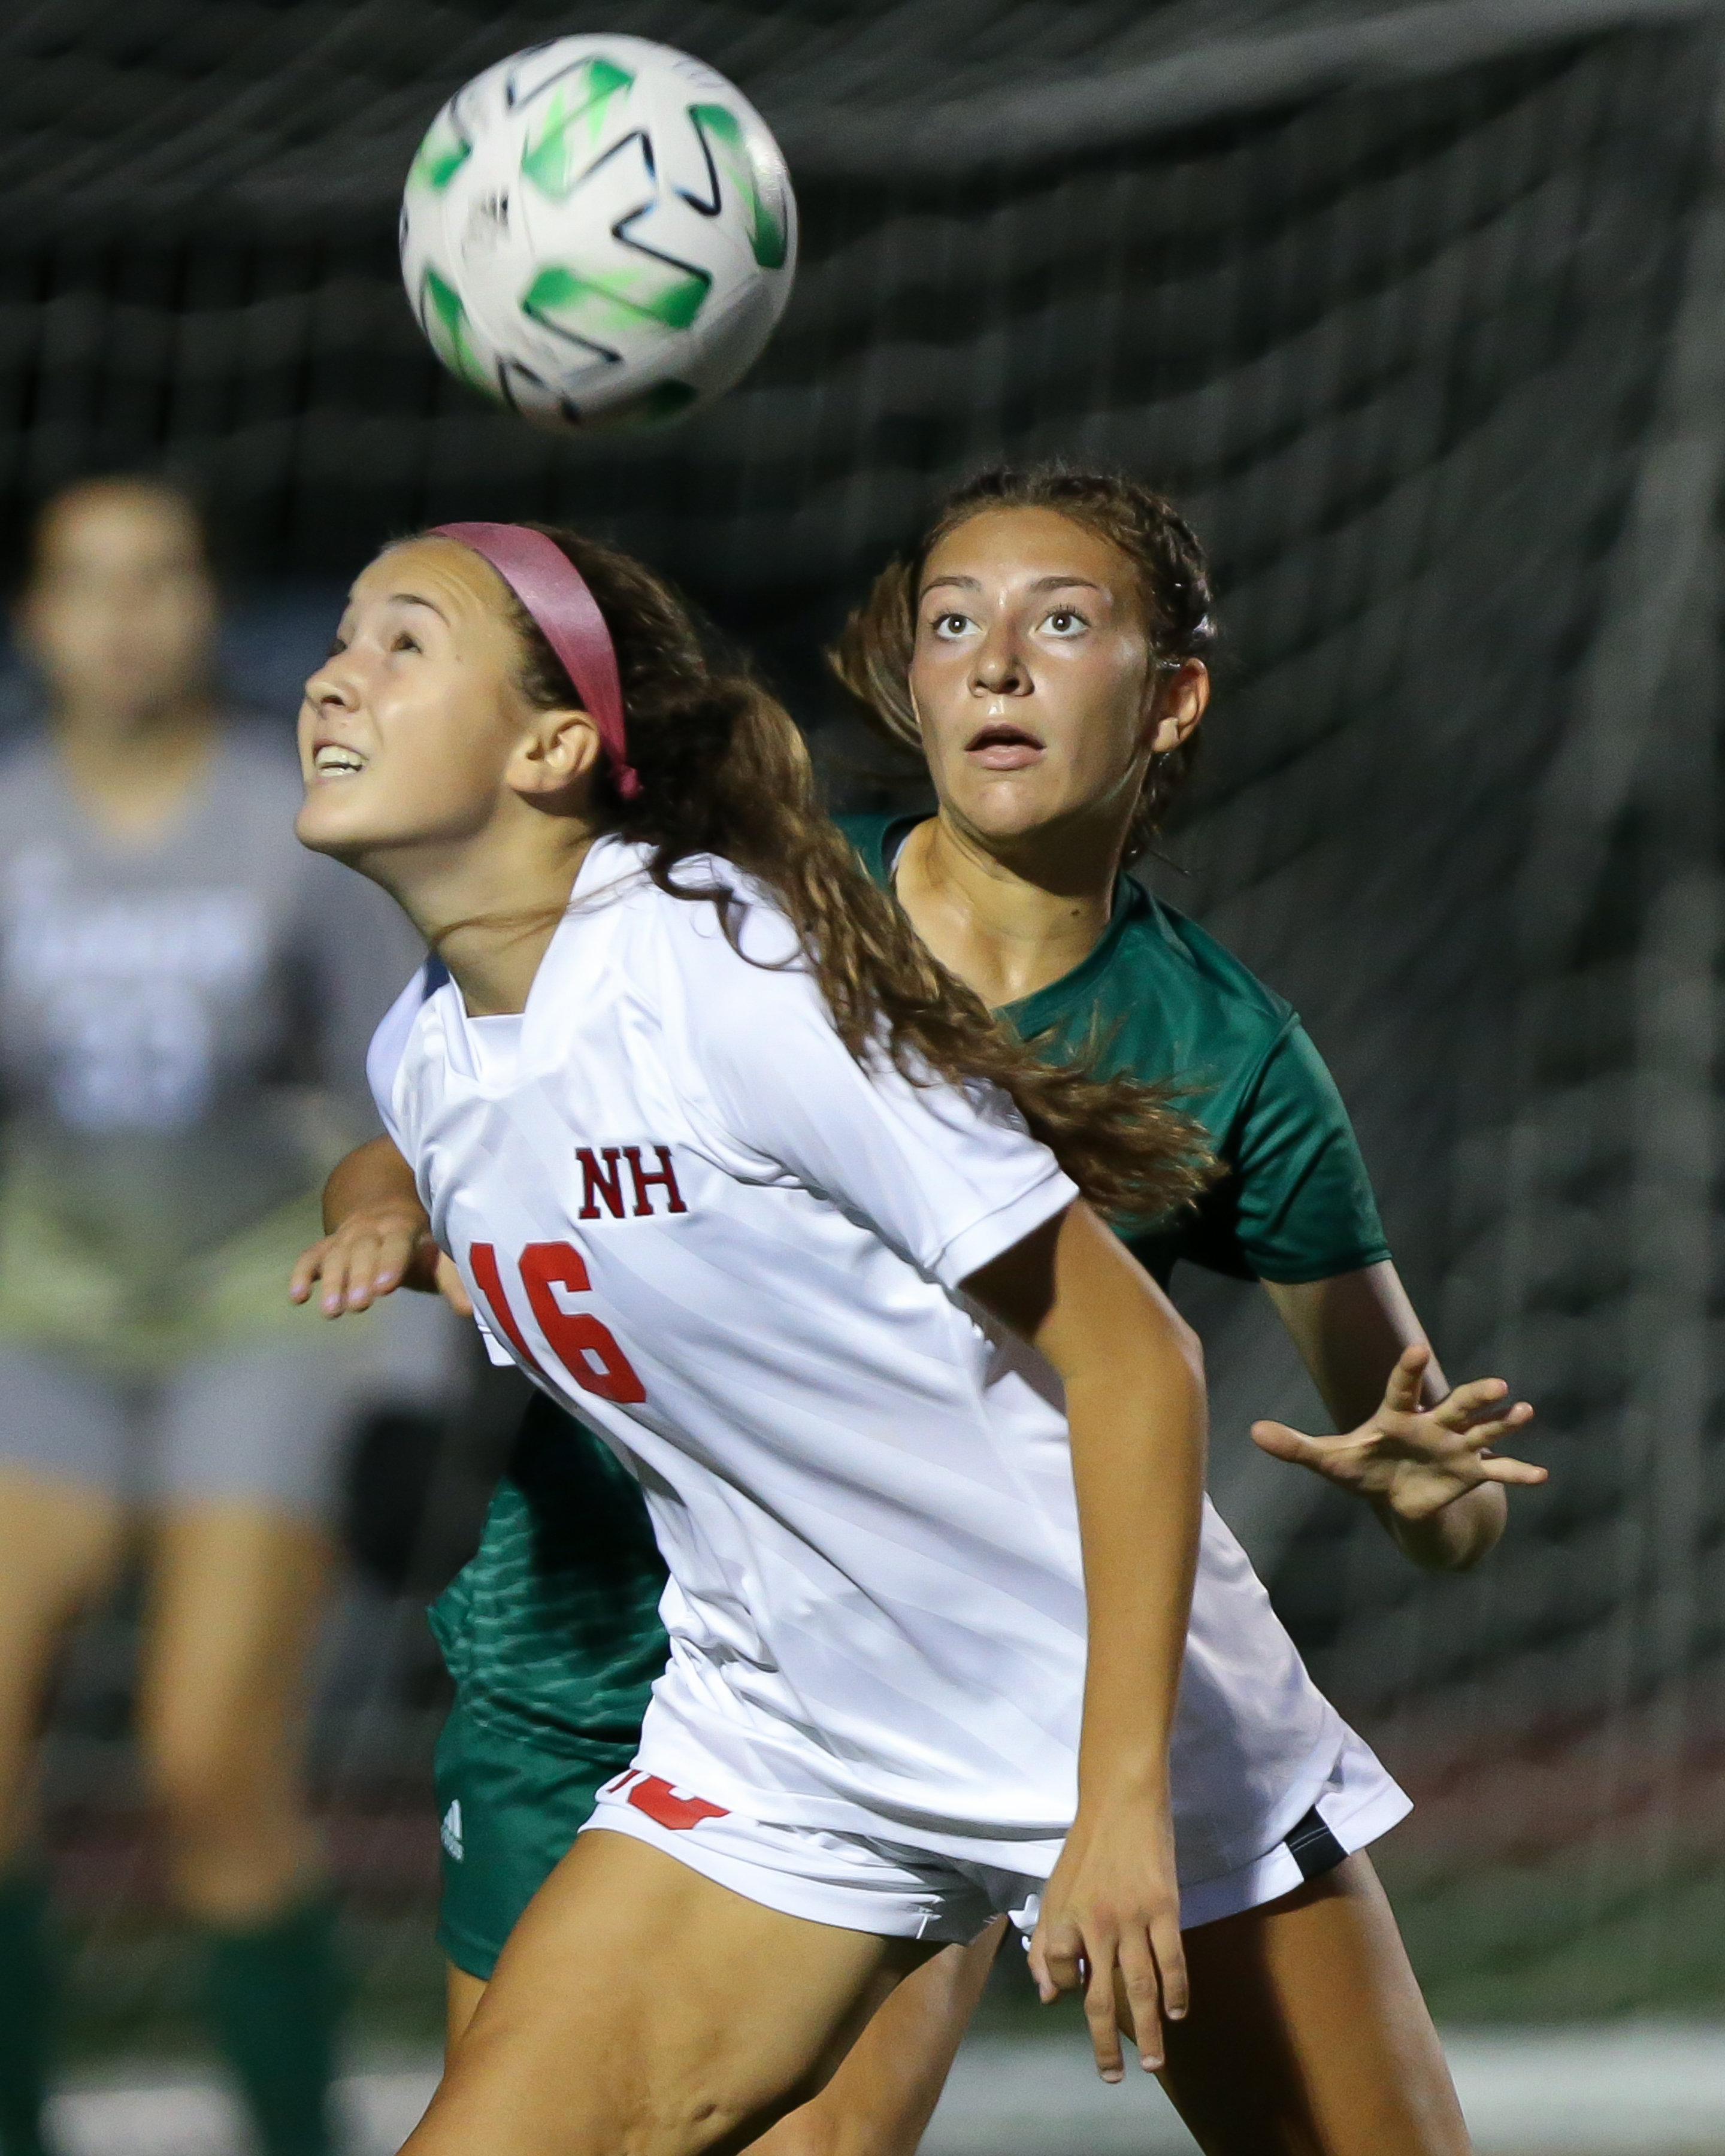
[580,837,804,982]
[1119,886,1296,1040]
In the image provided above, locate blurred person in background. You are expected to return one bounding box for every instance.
[0,476,438,2156]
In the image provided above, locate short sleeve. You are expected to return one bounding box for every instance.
[1221,1022,1390,1284]
[674,903,1078,1290]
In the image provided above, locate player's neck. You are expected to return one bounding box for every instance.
[53,695,220,843]
[371,820,598,1019]
[894,810,1124,1010]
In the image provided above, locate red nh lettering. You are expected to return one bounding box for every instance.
[577,1144,688,1219]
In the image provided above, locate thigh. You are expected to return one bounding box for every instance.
[0,1463,128,1852]
[135,1499,332,1788]
[747,1921,1006,2156]
[1152,1853,1470,2156]
[409,1828,935,2156]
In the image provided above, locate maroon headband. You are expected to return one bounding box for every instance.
[432,520,641,801]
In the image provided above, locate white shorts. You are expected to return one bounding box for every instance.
[582,1728,1409,1944]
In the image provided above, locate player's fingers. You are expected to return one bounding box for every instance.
[1455,1403,1535,1451]
[1476,1454,1549,1486]
[368,1234,412,1292]
[288,1240,331,1304]
[434,1253,474,1318]
[338,1237,380,1311]
[319,1237,363,1316]
[355,1227,419,1306]
[1084,1936,1125,2082]
[1249,1420,1325,1468]
[1115,1927,1165,2073]
[1382,1343,1430,1415]
[1027,1918,1082,2004]
[1433,1376,1511,1428]
[1152,1906,1188,2025]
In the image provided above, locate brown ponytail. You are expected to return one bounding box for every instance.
[829,464,1217,862]
[473,522,1213,1227]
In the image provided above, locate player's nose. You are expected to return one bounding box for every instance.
[972,626,1030,696]
[303,653,362,711]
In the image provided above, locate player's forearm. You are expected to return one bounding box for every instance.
[967,1204,1206,1798]
[1267,1263,1444,1429]
[1375,1482,1506,1571]
[1064,1342,1205,1798]
[323,1132,425,1232]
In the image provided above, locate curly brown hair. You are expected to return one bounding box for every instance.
[456,521,1213,1226]
[828,464,1216,862]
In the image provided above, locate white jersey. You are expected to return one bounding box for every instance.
[371,838,1351,1886]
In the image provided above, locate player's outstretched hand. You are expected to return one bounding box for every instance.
[1027,1789,1187,2083]
[289,1201,473,1320]
[1250,1343,1542,1521]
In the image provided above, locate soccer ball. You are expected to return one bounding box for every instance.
[400,35,797,431]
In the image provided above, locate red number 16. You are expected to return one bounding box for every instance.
[468,1241,646,1404]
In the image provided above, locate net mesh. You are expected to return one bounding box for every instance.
[7,0,1725,2052]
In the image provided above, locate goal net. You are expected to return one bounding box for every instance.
[5,0,1724,2057]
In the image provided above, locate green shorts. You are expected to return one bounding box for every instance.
[434,1695,639,1981]
[427,1395,670,1980]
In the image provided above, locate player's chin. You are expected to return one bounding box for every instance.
[963,777,1071,843]
[294,788,388,860]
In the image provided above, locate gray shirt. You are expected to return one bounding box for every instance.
[0,728,421,1270]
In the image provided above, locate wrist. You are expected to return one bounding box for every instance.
[347,1195,431,1233]
[1076,1753,1172,1809]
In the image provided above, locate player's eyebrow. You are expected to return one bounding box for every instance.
[921,573,1105,597]
[389,591,449,619]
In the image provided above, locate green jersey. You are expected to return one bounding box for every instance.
[429,809,1389,1849]
[842,813,1390,1288]
[429,1392,668,1760]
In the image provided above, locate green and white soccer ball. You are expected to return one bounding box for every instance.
[401,35,797,430]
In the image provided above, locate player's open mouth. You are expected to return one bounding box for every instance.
[313,744,367,779]
[965,722,1043,771]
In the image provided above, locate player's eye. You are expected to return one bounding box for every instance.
[930,611,973,640]
[392,631,422,655]
[326,635,349,659]
[1042,608,1087,635]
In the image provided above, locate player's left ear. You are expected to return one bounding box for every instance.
[1146,659,1210,756]
[506,705,604,802]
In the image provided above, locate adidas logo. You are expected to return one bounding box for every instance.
[441,1799,464,1862]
